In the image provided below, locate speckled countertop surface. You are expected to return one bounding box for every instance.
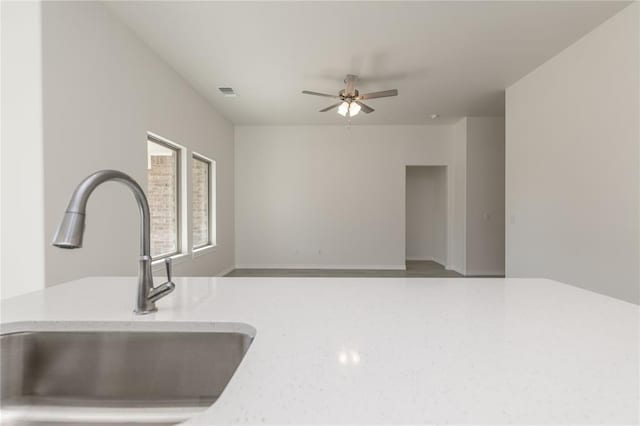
[1,276,638,425]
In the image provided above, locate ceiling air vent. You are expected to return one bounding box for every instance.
[218,87,236,97]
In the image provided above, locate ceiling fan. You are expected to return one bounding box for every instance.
[302,74,398,118]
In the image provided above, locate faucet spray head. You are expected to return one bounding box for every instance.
[52,211,85,249]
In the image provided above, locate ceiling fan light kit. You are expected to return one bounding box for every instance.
[337,101,349,117]
[349,101,361,117]
[302,74,398,119]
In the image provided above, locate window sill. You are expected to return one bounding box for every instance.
[151,252,190,272]
[192,244,216,258]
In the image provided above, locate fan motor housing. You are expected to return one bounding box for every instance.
[339,89,359,101]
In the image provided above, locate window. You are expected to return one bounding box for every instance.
[147,136,180,258]
[192,154,215,249]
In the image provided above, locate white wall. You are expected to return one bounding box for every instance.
[40,1,235,286]
[432,166,448,267]
[235,122,505,273]
[466,117,505,276]
[406,166,447,265]
[1,1,46,299]
[506,3,639,303]
[450,119,467,273]
[235,125,453,269]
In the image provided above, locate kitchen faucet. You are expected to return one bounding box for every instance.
[52,170,175,314]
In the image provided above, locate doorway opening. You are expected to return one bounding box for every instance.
[405,166,448,272]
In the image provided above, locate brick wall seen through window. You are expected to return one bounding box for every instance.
[192,155,213,248]
[147,139,179,258]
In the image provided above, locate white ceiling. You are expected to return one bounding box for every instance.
[107,1,629,125]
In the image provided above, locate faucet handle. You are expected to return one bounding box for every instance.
[164,257,173,283]
[148,258,175,303]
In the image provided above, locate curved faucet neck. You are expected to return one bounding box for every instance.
[65,170,151,256]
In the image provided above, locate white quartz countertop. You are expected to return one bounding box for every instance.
[1,277,638,425]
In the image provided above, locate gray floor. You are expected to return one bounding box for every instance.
[225,260,466,278]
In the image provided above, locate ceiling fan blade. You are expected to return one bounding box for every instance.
[356,101,374,114]
[302,90,339,98]
[358,89,398,100]
[319,102,342,112]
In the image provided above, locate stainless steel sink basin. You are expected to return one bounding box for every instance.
[0,324,254,425]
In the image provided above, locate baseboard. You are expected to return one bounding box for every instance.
[217,265,236,277]
[449,265,466,275]
[465,269,505,277]
[432,257,447,267]
[233,264,407,271]
[406,257,448,267]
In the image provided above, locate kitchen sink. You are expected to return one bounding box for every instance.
[0,324,254,425]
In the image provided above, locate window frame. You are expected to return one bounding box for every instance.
[147,133,183,260]
[191,152,215,251]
